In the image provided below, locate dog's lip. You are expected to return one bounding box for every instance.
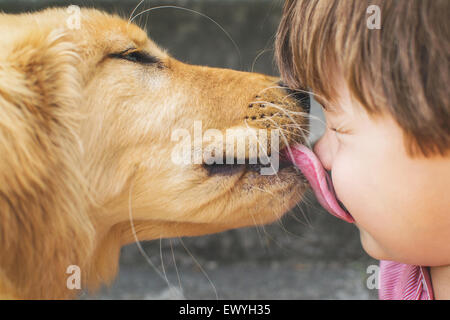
[202,153,296,177]
[202,161,246,176]
[284,144,354,223]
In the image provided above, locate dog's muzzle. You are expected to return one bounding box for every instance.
[278,81,311,114]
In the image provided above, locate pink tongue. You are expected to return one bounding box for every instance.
[286,144,354,223]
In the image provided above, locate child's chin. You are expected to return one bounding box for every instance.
[358,228,391,261]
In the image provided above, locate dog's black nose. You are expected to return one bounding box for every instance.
[278,81,311,114]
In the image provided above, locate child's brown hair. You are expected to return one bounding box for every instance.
[275,0,449,157]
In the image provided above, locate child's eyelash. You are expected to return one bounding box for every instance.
[330,127,347,134]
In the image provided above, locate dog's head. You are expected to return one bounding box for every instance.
[0,8,309,298]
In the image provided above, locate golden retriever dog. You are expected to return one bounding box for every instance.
[0,8,309,299]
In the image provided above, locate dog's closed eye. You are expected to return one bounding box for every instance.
[109,48,160,65]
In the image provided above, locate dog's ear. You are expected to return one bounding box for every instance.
[0,28,95,299]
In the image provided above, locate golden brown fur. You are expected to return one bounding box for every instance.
[0,8,308,299]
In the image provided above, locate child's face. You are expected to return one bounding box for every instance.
[313,81,450,266]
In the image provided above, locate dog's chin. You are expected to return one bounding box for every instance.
[241,167,306,223]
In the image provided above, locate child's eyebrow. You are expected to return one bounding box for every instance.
[314,96,340,114]
[313,96,328,108]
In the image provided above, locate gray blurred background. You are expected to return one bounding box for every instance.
[0,0,377,299]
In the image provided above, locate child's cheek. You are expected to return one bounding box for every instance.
[329,153,362,220]
[330,152,394,260]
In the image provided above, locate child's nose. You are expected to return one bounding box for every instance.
[313,134,333,171]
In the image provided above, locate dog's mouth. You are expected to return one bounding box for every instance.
[202,157,294,176]
[202,147,295,177]
[202,145,354,223]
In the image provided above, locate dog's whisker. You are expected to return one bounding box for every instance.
[298,201,313,228]
[249,109,311,136]
[278,128,309,140]
[250,101,310,118]
[251,186,275,196]
[128,180,176,290]
[273,119,305,174]
[250,120,311,139]
[290,191,320,230]
[249,209,279,252]
[275,214,305,239]
[246,184,290,248]
[262,117,310,230]
[261,100,327,127]
[257,218,294,253]
[243,119,283,184]
[179,238,219,300]
[251,48,273,73]
[297,190,321,221]
[268,103,310,117]
[251,93,328,138]
[278,124,311,133]
[279,87,330,107]
[263,102,312,149]
[308,115,327,129]
[291,201,313,229]
[160,238,178,297]
[265,118,302,178]
[255,85,287,96]
[280,88,313,104]
[264,117,295,142]
[251,122,309,140]
[300,190,317,209]
[279,89,331,125]
[143,11,150,34]
[128,0,146,24]
[170,239,184,295]
[288,208,310,227]
[254,100,308,120]
[130,5,242,70]
[248,210,267,249]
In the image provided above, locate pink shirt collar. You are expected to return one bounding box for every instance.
[379,260,434,300]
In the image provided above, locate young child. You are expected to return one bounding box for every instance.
[275,0,450,299]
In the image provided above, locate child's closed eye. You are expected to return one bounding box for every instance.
[330,126,350,135]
